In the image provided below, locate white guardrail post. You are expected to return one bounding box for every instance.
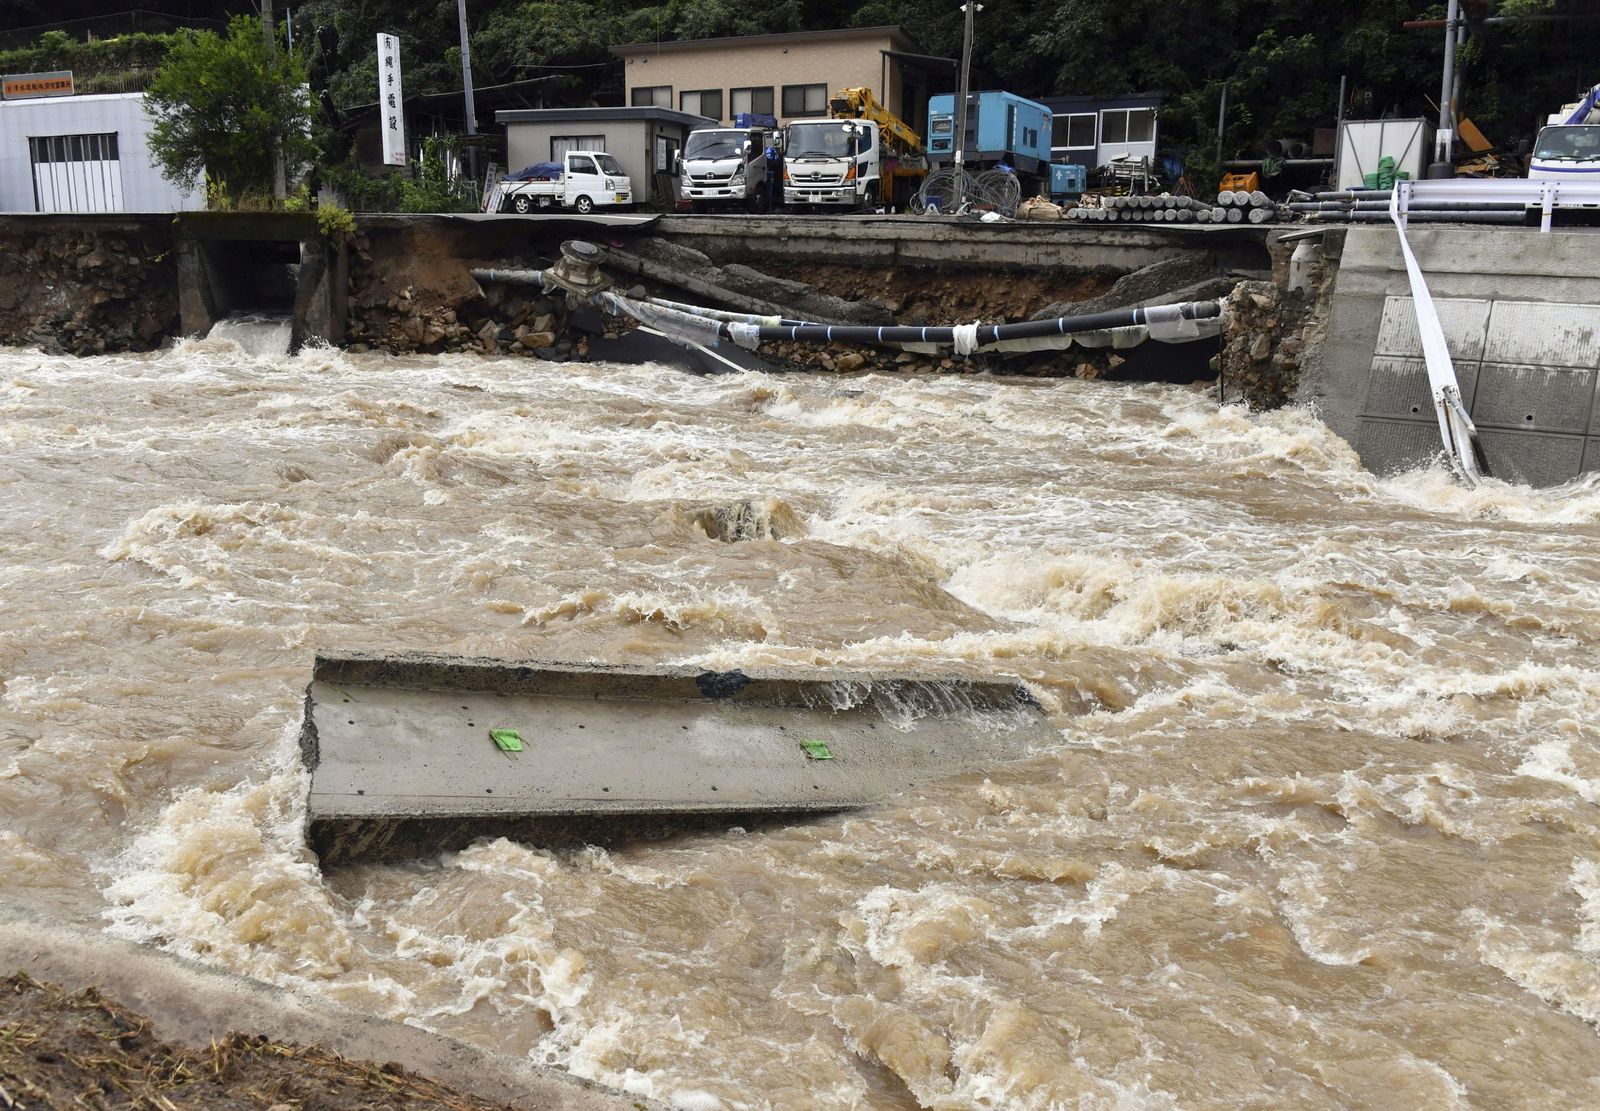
[1391,177,1600,233]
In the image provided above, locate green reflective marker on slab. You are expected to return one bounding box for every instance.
[800,739,833,761]
[490,728,523,752]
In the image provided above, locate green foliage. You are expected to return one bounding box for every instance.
[279,0,1591,186]
[143,15,319,201]
[325,136,480,213]
[316,202,358,239]
[0,29,174,93]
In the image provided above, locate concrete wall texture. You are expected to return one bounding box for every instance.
[0,92,202,213]
[1304,226,1600,488]
[617,29,918,126]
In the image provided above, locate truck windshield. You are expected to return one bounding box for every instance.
[1534,125,1600,161]
[594,154,624,175]
[685,132,741,160]
[787,124,854,158]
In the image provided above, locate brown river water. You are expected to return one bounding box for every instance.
[4,338,1600,1108]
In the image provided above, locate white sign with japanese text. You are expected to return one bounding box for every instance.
[377,33,405,167]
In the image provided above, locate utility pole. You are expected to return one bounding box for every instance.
[457,0,479,186]
[1429,0,1459,177]
[262,0,288,198]
[953,0,980,202]
[1214,82,1227,182]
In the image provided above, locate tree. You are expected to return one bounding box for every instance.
[144,15,318,201]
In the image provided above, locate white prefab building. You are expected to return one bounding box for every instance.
[0,92,202,213]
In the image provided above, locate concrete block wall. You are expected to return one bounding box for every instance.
[1303,226,1600,487]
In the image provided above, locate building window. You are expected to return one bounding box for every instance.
[1100,108,1155,145]
[551,135,606,161]
[781,83,828,117]
[680,89,723,119]
[28,132,123,213]
[1051,113,1096,150]
[730,86,774,118]
[631,85,670,108]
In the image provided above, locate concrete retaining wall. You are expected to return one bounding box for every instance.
[1302,226,1600,487]
[652,213,1269,274]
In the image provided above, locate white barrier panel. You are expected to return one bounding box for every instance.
[1395,178,1600,232]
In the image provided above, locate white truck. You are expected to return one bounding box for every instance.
[782,118,881,211]
[499,151,633,214]
[1530,83,1600,182]
[678,126,775,211]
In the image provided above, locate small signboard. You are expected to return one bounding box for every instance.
[376,34,405,167]
[3,71,74,100]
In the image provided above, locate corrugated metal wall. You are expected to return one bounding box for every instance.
[0,92,203,213]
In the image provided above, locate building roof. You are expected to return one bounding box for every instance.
[610,25,924,58]
[497,105,715,129]
[1044,92,1164,110]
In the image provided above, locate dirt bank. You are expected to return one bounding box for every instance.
[0,216,176,356]
[796,261,1110,325]
[2,972,532,1110]
[0,917,649,1111]
[1215,232,1341,408]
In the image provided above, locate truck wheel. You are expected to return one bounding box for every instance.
[574,195,595,215]
[512,195,532,214]
[859,184,879,214]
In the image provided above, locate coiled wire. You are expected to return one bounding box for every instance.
[911,167,1023,218]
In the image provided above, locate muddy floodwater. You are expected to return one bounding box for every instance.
[4,340,1600,1109]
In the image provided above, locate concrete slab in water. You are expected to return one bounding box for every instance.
[301,653,1055,865]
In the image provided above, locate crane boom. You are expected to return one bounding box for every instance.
[829,87,924,156]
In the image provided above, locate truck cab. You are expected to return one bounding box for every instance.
[783,118,879,211]
[499,151,632,214]
[1530,125,1600,180]
[678,127,774,212]
[1531,83,1600,182]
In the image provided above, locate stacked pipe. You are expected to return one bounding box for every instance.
[1215,188,1279,224]
[1287,189,1528,225]
[1066,192,1286,224]
[1066,193,1227,223]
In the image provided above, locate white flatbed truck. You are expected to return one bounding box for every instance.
[499,151,633,214]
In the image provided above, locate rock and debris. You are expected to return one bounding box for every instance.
[1214,235,1338,409]
[0,972,537,1111]
[0,223,177,356]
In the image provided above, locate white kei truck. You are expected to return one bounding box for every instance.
[498,151,633,214]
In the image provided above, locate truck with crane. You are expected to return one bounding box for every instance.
[1530,82,1600,182]
[782,86,927,211]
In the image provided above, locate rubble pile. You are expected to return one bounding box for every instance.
[0,223,176,355]
[344,232,574,358]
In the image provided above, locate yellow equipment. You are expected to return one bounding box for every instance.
[829,86,924,159]
[1218,171,1261,195]
[828,86,927,206]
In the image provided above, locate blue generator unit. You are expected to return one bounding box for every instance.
[1050,163,1087,201]
[927,91,1053,174]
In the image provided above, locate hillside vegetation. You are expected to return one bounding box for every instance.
[3,0,1589,169]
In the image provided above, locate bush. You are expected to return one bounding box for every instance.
[144,15,318,201]
[324,136,480,213]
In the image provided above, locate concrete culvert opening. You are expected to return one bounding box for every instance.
[193,239,300,319]
[691,498,804,542]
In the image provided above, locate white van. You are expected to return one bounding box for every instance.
[499,151,633,214]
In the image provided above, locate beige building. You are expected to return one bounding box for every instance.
[497,106,712,204]
[611,26,950,135]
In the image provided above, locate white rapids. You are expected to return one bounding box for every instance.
[3,337,1600,1109]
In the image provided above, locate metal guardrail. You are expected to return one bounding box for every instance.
[1394,178,1600,232]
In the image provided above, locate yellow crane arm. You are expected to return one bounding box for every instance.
[829,86,924,154]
